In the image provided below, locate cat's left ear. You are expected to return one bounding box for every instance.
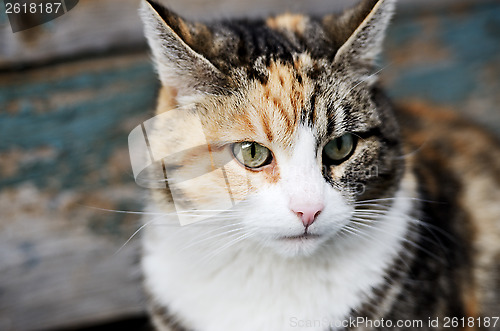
[324,0,396,69]
[140,0,230,96]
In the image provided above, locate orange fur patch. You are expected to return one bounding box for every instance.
[242,60,312,151]
[266,13,307,35]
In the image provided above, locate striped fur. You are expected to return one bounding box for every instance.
[140,0,500,330]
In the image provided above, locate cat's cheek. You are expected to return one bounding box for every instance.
[218,161,277,202]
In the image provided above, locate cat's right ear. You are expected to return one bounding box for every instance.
[140,0,229,96]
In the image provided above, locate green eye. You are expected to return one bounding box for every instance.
[232,142,272,169]
[323,133,357,164]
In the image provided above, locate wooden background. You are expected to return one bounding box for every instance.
[1,0,499,330]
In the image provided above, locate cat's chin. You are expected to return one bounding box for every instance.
[265,234,329,258]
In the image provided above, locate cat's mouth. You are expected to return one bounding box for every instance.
[279,234,322,241]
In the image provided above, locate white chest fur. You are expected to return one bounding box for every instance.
[142,177,417,331]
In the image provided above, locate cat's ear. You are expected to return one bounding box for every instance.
[140,0,229,96]
[323,0,395,68]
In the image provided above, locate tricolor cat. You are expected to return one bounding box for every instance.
[138,0,500,330]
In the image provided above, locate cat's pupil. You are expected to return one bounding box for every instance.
[232,142,272,169]
[336,137,343,151]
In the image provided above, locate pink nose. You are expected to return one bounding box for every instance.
[291,203,324,228]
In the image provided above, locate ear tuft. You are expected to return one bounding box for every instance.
[140,0,230,96]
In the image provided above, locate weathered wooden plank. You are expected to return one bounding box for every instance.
[0,53,157,331]
[0,0,146,69]
[0,0,494,69]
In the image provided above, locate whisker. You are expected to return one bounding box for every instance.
[353,209,389,215]
[201,232,256,264]
[114,216,166,255]
[180,226,246,252]
[343,222,415,272]
[414,219,458,244]
[355,197,437,204]
[82,205,168,216]
[349,217,447,265]
[352,203,392,209]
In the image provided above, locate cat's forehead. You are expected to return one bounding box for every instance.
[240,58,311,148]
[245,56,318,146]
[210,55,380,152]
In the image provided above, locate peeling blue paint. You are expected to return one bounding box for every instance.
[383,1,500,136]
[0,1,7,25]
[439,7,500,64]
[0,60,158,189]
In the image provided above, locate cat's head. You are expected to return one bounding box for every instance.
[140,0,406,257]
